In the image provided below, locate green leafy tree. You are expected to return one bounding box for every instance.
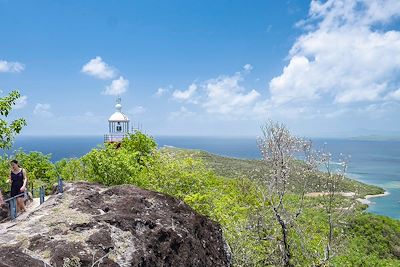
[120,130,157,155]
[0,90,27,151]
[0,154,11,192]
[55,158,87,182]
[13,150,57,191]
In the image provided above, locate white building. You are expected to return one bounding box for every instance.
[104,97,130,143]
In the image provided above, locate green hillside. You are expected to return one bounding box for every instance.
[161,147,384,197]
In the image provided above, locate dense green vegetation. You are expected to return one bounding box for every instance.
[333,214,400,266]
[1,131,399,266]
[163,147,384,197]
[0,150,57,194]
[0,90,27,151]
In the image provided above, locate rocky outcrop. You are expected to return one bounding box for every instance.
[0,203,8,222]
[0,182,231,267]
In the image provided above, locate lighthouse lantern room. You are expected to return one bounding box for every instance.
[104,97,130,143]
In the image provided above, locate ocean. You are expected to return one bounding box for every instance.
[8,136,400,220]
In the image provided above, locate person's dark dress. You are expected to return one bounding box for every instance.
[10,169,24,198]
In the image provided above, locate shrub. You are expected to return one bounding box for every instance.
[0,150,56,193]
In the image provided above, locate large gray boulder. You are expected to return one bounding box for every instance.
[0,182,231,267]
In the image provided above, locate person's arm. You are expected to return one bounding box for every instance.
[20,169,28,192]
[8,173,11,184]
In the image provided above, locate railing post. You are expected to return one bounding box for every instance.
[9,198,17,220]
[40,186,45,204]
[31,182,34,198]
[58,176,63,193]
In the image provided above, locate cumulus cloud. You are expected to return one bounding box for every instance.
[243,64,253,72]
[167,65,260,117]
[155,87,169,97]
[167,65,260,118]
[161,1,400,122]
[203,72,260,115]
[81,56,117,79]
[269,0,400,105]
[0,60,25,73]
[14,95,28,109]
[172,84,198,102]
[33,103,53,118]
[103,76,129,95]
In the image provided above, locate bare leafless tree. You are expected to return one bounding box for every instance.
[317,149,354,265]
[257,121,316,267]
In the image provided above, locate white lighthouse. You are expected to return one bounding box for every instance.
[104,97,130,143]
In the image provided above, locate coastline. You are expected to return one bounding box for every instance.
[305,190,390,207]
[357,191,390,205]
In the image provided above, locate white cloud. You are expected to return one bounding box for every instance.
[167,67,261,118]
[155,87,168,97]
[385,89,400,101]
[155,85,174,97]
[81,56,117,79]
[243,64,253,72]
[0,60,25,73]
[14,95,28,109]
[33,103,53,118]
[103,76,129,95]
[269,0,400,105]
[172,83,197,102]
[203,72,260,115]
[306,0,400,28]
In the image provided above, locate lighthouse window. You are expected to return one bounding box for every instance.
[116,122,122,132]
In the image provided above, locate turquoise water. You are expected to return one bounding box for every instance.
[314,139,400,219]
[10,136,400,219]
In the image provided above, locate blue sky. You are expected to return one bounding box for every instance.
[1,0,400,137]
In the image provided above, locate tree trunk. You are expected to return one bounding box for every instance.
[275,211,293,267]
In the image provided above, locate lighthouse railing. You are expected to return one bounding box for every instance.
[104,133,129,143]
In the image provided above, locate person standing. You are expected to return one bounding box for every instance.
[9,159,27,213]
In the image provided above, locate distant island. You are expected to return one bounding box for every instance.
[350,135,400,141]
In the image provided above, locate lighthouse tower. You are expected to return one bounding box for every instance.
[104,97,130,143]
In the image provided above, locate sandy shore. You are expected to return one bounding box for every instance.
[357,191,390,205]
[305,191,390,206]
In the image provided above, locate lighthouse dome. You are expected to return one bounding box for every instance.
[108,98,129,122]
[108,111,129,122]
[105,97,131,143]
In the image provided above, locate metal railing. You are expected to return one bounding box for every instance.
[104,133,129,143]
[3,176,63,220]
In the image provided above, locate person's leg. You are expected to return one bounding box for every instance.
[17,197,26,212]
